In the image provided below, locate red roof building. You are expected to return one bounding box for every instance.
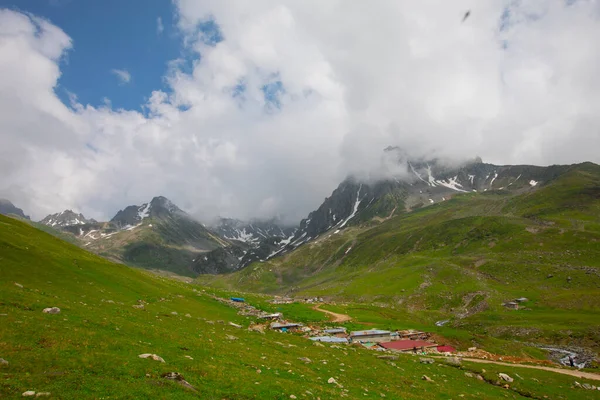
[378,340,438,352]
[436,345,457,353]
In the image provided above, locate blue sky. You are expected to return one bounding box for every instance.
[0,0,182,110]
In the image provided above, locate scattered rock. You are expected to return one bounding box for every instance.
[184,355,193,360]
[464,372,473,378]
[313,342,324,347]
[185,314,191,318]
[328,378,337,384]
[582,383,593,390]
[421,375,433,382]
[22,391,35,397]
[498,373,513,383]
[42,307,60,314]
[171,311,178,316]
[226,335,238,340]
[0,358,8,365]
[248,324,265,334]
[14,283,23,288]
[574,381,582,388]
[377,355,398,360]
[298,357,312,364]
[445,357,461,366]
[228,322,242,328]
[138,353,165,363]
[420,358,435,364]
[132,304,144,309]
[35,393,51,397]
[476,375,484,381]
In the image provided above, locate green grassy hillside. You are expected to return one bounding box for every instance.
[2,215,600,399]
[200,164,600,351]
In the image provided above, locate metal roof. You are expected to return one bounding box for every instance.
[323,328,346,334]
[350,329,391,336]
[378,340,437,351]
[309,336,349,343]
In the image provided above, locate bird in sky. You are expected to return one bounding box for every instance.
[463,10,471,22]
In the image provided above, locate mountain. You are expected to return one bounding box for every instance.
[213,217,296,245]
[0,198,29,220]
[199,161,600,351]
[40,196,228,277]
[40,210,96,228]
[192,218,296,274]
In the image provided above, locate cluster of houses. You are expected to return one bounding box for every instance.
[226,296,456,355]
[502,297,528,310]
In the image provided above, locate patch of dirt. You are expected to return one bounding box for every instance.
[312,304,352,323]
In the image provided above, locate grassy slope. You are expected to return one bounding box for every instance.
[200,164,600,352]
[2,216,599,399]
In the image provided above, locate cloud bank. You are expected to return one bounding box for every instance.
[0,2,599,222]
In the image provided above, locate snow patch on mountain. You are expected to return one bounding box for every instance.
[338,184,363,228]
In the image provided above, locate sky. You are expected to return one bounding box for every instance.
[0,0,599,223]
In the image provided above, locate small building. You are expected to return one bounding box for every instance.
[436,345,457,353]
[270,322,303,331]
[258,313,282,320]
[323,328,347,337]
[230,297,245,303]
[378,340,438,352]
[349,329,392,343]
[503,301,519,310]
[309,336,349,344]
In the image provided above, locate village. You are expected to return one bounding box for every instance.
[223,295,460,357]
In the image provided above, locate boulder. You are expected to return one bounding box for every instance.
[42,307,60,314]
[298,357,312,364]
[420,358,435,364]
[327,377,337,384]
[421,375,433,382]
[445,357,462,366]
[132,304,144,309]
[498,373,513,383]
[139,353,165,363]
[464,372,473,378]
[22,391,35,397]
[225,335,238,340]
[228,322,242,328]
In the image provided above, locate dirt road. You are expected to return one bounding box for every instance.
[313,304,352,323]
[463,358,600,381]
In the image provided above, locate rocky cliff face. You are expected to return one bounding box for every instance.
[0,199,29,220]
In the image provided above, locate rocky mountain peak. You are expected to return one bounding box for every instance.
[110,196,184,228]
[0,199,30,220]
[40,210,95,228]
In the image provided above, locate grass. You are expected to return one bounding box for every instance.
[3,215,600,398]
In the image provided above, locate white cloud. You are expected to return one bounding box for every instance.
[157,16,164,35]
[1,3,600,223]
[110,68,131,84]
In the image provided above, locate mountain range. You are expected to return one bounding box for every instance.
[0,151,596,279]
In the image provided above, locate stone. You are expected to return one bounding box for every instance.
[229,322,242,328]
[313,342,324,347]
[298,357,312,363]
[35,393,51,397]
[464,372,473,378]
[421,375,433,382]
[171,311,178,316]
[503,384,510,389]
[225,335,238,340]
[162,372,197,392]
[139,353,165,363]
[0,358,8,365]
[328,378,337,384]
[582,383,592,390]
[185,314,191,318]
[574,381,582,388]
[22,391,36,397]
[476,375,484,381]
[468,347,477,352]
[445,357,461,366]
[498,373,513,383]
[132,304,144,309]
[420,357,435,364]
[290,396,297,399]
[184,355,193,360]
[377,355,398,360]
[42,307,60,314]
[14,283,23,288]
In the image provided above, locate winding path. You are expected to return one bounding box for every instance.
[312,304,352,323]
[462,358,600,381]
